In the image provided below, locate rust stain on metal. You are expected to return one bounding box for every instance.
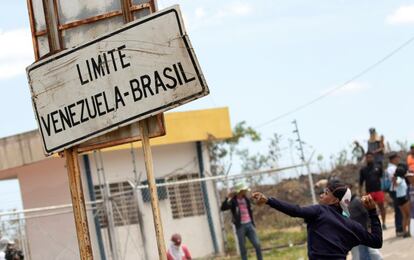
[52,0,64,49]
[34,29,47,37]
[130,3,151,12]
[26,0,40,60]
[58,10,123,31]
[65,147,94,260]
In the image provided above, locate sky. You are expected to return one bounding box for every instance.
[1,1,414,211]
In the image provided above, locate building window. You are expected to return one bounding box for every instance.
[140,178,168,203]
[167,173,205,219]
[93,181,139,228]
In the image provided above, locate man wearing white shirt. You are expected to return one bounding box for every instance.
[386,152,403,236]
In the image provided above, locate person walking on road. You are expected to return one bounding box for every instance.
[221,182,263,260]
[252,180,383,260]
[386,152,404,236]
[392,165,411,238]
[359,152,387,229]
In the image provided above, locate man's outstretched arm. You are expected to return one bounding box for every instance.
[253,192,320,220]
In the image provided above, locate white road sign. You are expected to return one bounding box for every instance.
[27,6,209,154]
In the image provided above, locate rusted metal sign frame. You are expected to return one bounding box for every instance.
[27,5,208,154]
[26,0,155,60]
[26,0,165,154]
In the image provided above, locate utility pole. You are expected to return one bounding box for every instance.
[292,120,317,204]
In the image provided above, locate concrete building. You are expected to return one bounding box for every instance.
[0,107,232,260]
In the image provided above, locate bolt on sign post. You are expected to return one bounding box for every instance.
[25,1,209,259]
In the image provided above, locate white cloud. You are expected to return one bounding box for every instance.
[0,28,34,80]
[386,5,414,25]
[215,2,252,19]
[190,2,253,31]
[227,2,252,16]
[322,82,370,97]
[195,7,206,19]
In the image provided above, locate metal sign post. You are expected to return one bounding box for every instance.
[122,3,167,259]
[26,1,95,259]
[139,120,167,259]
[65,147,94,259]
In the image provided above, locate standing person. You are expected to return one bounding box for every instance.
[167,233,192,260]
[392,166,411,238]
[352,141,366,164]
[349,184,382,260]
[367,128,385,166]
[0,238,7,260]
[407,144,414,173]
[252,180,382,260]
[221,182,262,260]
[359,152,386,229]
[386,152,404,236]
[4,240,24,260]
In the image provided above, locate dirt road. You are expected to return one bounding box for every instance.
[380,221,414,260]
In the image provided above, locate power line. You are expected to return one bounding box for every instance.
[255,33,414,129]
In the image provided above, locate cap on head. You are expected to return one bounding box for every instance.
[234,182,250,193]
[171,233,181,245]
[327,180,348,201]
[327,180,351,216]
[0,238,10,250]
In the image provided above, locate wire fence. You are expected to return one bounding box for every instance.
[0,163,308,260]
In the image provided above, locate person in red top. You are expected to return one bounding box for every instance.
[407,144,414,173]
[167,233,191,260]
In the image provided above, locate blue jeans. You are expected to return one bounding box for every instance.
[236,222,263,260]
[359,245,370,260]
[389,191,403,233]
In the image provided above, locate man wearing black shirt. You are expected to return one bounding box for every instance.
[359,152,386,229]
[252,180,382,260]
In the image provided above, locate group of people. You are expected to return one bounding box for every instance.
[0,238,24,260]
[168,127,413,260]
[219,128,414,260]
[359,128,414,239]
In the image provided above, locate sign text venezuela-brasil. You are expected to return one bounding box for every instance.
[27,6,208,154]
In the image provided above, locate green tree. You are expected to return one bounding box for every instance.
[207,121,261,176]
[208,122,284,186]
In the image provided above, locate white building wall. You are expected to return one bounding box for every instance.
[88,142,223,259]
[14,157,102,260]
